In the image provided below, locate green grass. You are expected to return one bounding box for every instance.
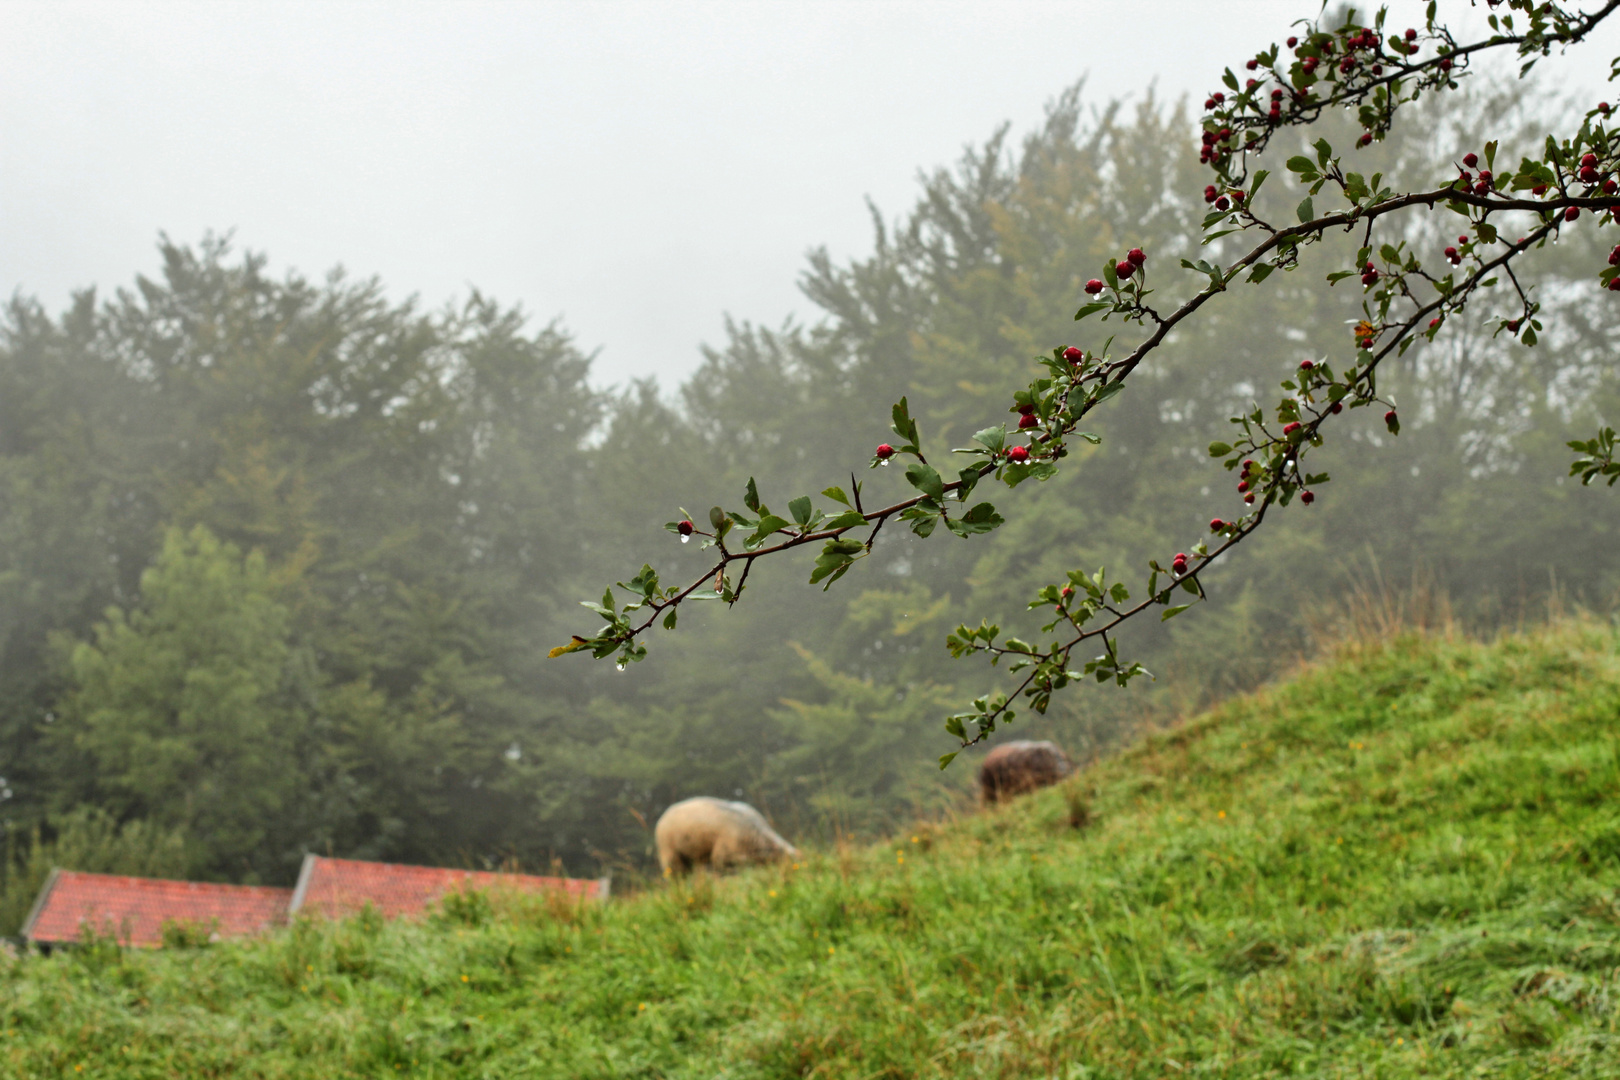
[4,622,1620,1078]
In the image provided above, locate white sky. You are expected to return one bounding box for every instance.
[4,1,1614,388]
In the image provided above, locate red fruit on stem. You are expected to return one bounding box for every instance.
[1566,207,1581,222]
[1244,493,1256,504]
[678,519,694,536]
[1384,410,1397,423]
[1582,152,1598,166]
[1246,59,1259,70]
[1429,318,1442,329]
[1580,166,1599,183]
[1287,36,1299,47]
[1062,346,1083,362]
[1007,446,1030,463]
[1330,401,1343,414]
[1439,57,1452,71]
[1283,422,1302,436]
[1209,518,1226,532]
[1300,490,1316,505]
[1085,279,1104,295]
[1127,248,1146,266]
[1463,152,1478,168]
[1018,413,1038,430]
[1237,480,1249,493]
[1601,102,1613,114]
[1215,196,1230,210]
[1444,246,1458,260]
[876,443,894,459]
[1608,279,1620,292]
[1605,179,1617,195]
[1116,260,1135,279]
[1532,184,1549,195]
[1459,235,1468,243]
[1017,401,1036,415]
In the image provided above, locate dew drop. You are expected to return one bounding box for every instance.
[879,460,890,468]
[616,662,626,672]
[680,534,690,544]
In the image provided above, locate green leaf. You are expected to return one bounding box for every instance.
[823,510,867,530]
[891,397,920,446]
[1208,441,1233,457]
[744,477,761,513]
[662,609,677,630]
[821,486,851,507]
[972,425,1007,453]
[1248,263,1275,284]
[788,495,813,527]
[904,463,945,500]
[747,515,792,547]
[708,505,727,531]
[1296,196,1314,224]
[938,751,960,771]
[1162,604,1193,621]
[944,502,1004,537]
[1249,169,1269,200]
[1074,302,1110,320]
[1285,155,1317,175]
[1103,261,1119,289]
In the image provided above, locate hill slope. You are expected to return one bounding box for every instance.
[3,623,1620,1078]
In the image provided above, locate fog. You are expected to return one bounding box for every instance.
[6,0,1599,387]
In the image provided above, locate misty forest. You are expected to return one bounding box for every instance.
[7,1,1620,1072]
[4,66,1614,922]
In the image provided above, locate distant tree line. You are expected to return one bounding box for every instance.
[1,76,1615,922]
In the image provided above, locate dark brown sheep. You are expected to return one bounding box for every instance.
[978,740,1072,803]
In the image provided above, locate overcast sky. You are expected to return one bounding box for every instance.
[4,1,1614,388]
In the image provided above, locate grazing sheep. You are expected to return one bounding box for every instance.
[654,797,799,876]
[978,740,1073,803]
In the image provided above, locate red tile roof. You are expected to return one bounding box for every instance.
[22,870,292,948]
[290,855,607,921]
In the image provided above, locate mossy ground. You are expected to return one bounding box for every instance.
[4,622,1619,1078]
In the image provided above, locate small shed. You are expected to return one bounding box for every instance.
[288,855,609,920]
[21,870,292,948]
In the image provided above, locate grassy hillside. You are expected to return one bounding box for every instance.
[3,622,1619,1078]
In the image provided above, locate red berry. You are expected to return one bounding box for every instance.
[1429,318,1442,329]
[1581,166,1599,183]
[1244,493,1256,504]
[1242,458,1256,470]
[1609,279,1620,292]
[1506,319,1520,332]
[1444,246,1458,261]
[1061,585,1074,599]
[1601,103,1612,114]
[1357,133,1373,148]
[1246,59,1259,70]
[1609,245,1620,266]
[1007,445,1030,463]
[1300,360,1314,370]
[1605,179,1617,194]
[678,519,694,536]
[1127,248,1146,267]
[1062,346,1083,362]
[1085,279,1104,295]
[1116,260,1135,279]
[1384,409,1397,423]
[1215,196,1230,210]
[1209,518,1226,532]
[1362,271,1379,286]
[1283,422,1302,436]
[1017,401,1036,415]
[1566,207,1581,222]
[1532,184,1549,195]
[1237,480,1249,493]
[1463,152,1478,169]
[1439,57,1452,71]
[1404,28,1417,40]
[1231,191,1245,203]
[1300,490,1315,505]
[1582,152,1598,167]
[1018,413,1038,430]
[1287,36,1299,47]
[1458,235,1468,244]
[876,443,894,458]
[1330,401,1343,414]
